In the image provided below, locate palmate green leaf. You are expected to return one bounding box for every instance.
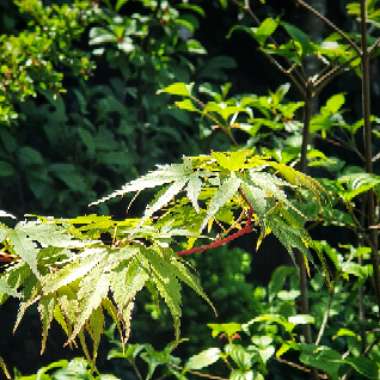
[144,178,189,219]
[169,256,216,315]
[201,174,241,231]
[42,249,106,294]
[69,266,110,343]
[186,174,202,213]
[110,257,149,341]
[87,306,105,362]
[141,249,182,341]
[38,295,55,354]
[0,150,326,359]
[8,229,39,277]
[0,277,22,299]
[266,214,310,258]
[212,150,250,171]
[89,163,189,206]
[240,182,267,217]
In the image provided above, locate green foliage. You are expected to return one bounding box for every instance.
[0,149,324,362]
[100,262,379,380]
[14,357,120,380]
[0,0,94,125]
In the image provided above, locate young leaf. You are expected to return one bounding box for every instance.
[185,348,221,370]
[158,82,193,97]
[255,18,279,45]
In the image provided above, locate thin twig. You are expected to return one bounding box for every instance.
[231,0,306,97]
[186,369,229,380]
[315,288,334,345]
[275,357,328,379]
[369,36,380,55]
[171,364,228,380]
[341,336,380,380]
[314,55,359,95]
[295,0,361,55]
[176,209,253,256]
[130,360,143,380]
[359,0,380,311]
[191,96,239,146]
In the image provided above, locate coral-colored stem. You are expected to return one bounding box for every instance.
[0,253,14,263]
[177,209,253,256]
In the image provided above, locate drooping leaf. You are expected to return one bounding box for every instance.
[42,249,106,294]
[68,266,110,342]
[87,306,105,361]
[38,295,55,354]
[170,256,216,315]
[141,249,182,341]
[186,174,202,213]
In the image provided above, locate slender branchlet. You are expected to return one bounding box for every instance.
[295,0,361,55]
[359,0,380,311]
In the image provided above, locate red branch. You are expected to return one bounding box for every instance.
[177,209,253,256]
[0,252,14,263]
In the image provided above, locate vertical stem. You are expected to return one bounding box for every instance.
[358,202,367,351]
[296,251,313,343]
[360,0,380,310]
[297,86,319,380]
[300,83,313,173]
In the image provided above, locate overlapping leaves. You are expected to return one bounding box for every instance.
[0,150,326,362]
[0,216,213,362]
